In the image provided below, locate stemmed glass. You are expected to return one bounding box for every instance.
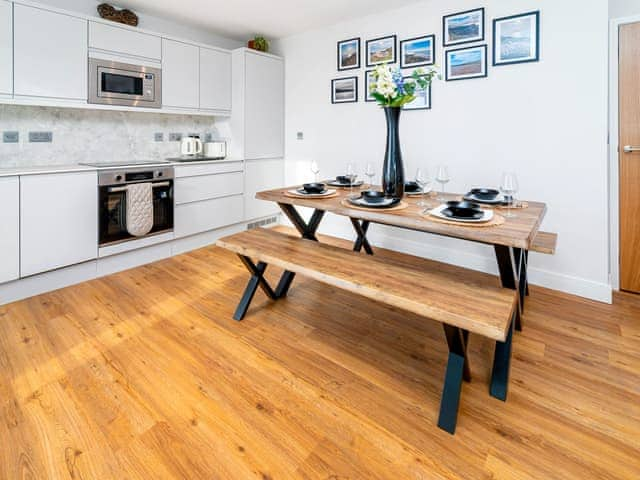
[365,162,376,189]
[310,160,320,182]
[415,168,431,208]
[436,165,450,201]
[500,172,519,218]
[346,163,358,198]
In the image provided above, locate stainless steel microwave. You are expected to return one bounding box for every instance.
[88,58,162,108]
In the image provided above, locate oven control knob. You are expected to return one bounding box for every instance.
[115,175,123,181]
[157,171,163,177]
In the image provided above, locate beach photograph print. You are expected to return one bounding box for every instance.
[446,45,488,81]
[337,38,361,71]
[400,35,435,68]
[332,77,358,103]
[403,78,431,110]
[443,8,485,46]
[366,35,397,67]
[493,11,540,66]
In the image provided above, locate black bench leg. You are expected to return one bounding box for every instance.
[490,311,516,401]
[350,218,373,255]
[524,250,530,297]
[275,204,326,298]
[494,245,523,332]
[437,325,471,435]
[233,256,277,321]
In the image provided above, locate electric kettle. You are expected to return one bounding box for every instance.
[180,135,203,156]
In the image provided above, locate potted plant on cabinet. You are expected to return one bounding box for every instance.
[248,36,269,52]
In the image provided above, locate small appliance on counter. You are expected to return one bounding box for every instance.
[180,135,203,156]
[167,140,228,162]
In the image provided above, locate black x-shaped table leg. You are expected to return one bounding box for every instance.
[350,218,374,255]
[438,325,471,434]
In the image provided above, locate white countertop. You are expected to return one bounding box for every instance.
[0,158,245,177]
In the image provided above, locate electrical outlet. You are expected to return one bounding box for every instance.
[169,133,183,142]
[29,131,53,143]
[3,131,19,143]
[296,132,304,140]
[154,132,164,142]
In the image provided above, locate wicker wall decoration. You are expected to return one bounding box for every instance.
[97,3,139,27]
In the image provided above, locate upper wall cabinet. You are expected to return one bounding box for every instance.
[89,21,162,61]
[14,5,87,101]
[232,50,284,160]
[0,1,12,96]
[162,39,199,109]
[200,47,232,112]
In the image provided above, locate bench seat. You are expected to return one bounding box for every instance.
[530,231,558,255]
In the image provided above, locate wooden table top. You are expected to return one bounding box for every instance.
[256,187,547,250]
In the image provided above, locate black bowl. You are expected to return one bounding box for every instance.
[470,188,500,200]
[444,200,483,218]
[302,183,326,194]
[404,181,422,193]
[336,175,357,185]
[361,190,387,204]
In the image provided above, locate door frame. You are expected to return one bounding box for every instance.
[608,14,640,291]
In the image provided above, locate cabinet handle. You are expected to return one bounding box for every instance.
[107,182,171,193]
[623,145,640,153]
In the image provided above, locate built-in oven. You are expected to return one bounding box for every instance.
[88,58,162,108]
[98,166,174,247]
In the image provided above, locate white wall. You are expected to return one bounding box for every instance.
[36,0,244,49]
[610,0,640,18]
[275,0,611,302]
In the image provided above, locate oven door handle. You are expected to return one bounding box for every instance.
[107,182,171,193]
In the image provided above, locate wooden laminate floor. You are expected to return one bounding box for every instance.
[0,232,639,479]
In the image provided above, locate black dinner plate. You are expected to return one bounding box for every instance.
[469,188,500,201]
[349,196,401,209]
[441,207,485,220]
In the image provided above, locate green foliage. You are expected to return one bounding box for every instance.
[253,36,269,52]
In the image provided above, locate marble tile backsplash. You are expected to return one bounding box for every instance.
[0,105,230,168]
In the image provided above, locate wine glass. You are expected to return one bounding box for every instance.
[310,160,320,182]
[346,163,358,198]
[500,172,519,218]
[436,165,450,201]
[415,167,431,208]
[365,162,376,189]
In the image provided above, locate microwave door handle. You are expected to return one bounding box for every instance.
[107,181,170,193]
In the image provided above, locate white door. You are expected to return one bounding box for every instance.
[21,172,98,277]
[0,1,12,96]
[162,39,199,109]
[245,53,284,159]
[245,158,284,220]
[200,47,231,111]
[14,4,87,100]
[0,177,20,284]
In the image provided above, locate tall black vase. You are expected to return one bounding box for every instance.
[382,106,405,199]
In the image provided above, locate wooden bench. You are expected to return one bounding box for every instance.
[530,231,558,255]
[216,227,518,434]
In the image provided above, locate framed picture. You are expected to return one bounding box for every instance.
[493,11,540,66]
[403,77,431,110]
[443,8,485,46]
[337,37,361,71]
[331,77,358,103]
[366,35,397,67]
[400,35,435,68]
[365,70,376,102]
[445,44,488,81]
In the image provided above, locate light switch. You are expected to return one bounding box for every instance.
[296,132,304,140]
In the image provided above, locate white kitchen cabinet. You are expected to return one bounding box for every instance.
[14,4,87,100]
[89,21,162,61]
[21,172,98,277]
[175,195,244,238]
[244,158,284,220]
[0,1,12,96]
[0,177,20,284]
[245,52,284,159]
[176,172,243,205]
[162,38,199,109]
[200,47,232,112]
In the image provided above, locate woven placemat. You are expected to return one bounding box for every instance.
[341,199,409,212]
[494,201,528,210]
[420,211,506,228]
[284,190,339,199]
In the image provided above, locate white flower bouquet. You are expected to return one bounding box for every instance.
[370,63,439,107]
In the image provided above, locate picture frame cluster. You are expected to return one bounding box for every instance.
[331,7,540,104]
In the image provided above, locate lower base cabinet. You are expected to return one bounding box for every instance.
[20,172,98,277]
[244,158,284,220]
[175,195,244,238]
[0,177,20,284]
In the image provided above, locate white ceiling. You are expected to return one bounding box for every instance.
[118,0,422,41]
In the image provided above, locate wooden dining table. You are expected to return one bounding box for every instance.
[255,185,548,401]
